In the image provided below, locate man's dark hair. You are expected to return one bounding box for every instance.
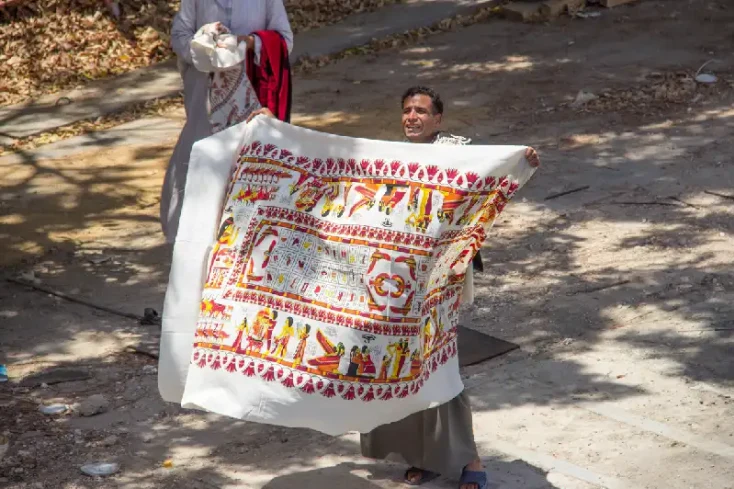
[401,86,443,115]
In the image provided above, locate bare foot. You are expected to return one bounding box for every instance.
[406,468,423,484]
[404,467,439,485]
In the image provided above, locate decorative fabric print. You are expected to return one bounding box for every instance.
[208,63,262,134]
[159,117,539,436]
[432,132,472,146]
[189,22,262,133]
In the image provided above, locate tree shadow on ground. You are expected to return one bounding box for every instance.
[290,0,734,392]
[2,347,576,488]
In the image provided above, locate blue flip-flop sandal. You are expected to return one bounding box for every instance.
[404,467,441,486]
[459,469,488,489]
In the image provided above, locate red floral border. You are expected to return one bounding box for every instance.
[191,337,458,402]
[238,141,536,193]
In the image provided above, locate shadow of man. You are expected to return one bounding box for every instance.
[262,459,563,489]
[263,462,391,489]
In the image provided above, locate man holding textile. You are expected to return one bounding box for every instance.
[249,86,488,489]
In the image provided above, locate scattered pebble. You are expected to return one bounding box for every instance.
[101,435,119,447]
[79,394,109,417]
[140,308,162,326]
[80,462,120,477]
[694,73,717,84]
[38,404,69,415]
[571,90,598,107]
[142,365,158,375]
[575,11,601,19]
[18,271,41,284]
[87,255,111,265]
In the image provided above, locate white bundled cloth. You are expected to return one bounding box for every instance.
[190,22,246,73]
[159,117,539,435]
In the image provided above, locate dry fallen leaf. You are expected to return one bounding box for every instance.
[575,72,724,115]
[0,1,505,155]
[0,0,401,107]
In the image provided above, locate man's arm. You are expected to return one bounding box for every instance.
[171,0,197,65]
[243,0,294,65]
[265,0,294,53]
[237,34,257,51]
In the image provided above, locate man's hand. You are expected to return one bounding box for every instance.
[237,34,256,51]
[247,108,275,123]
[213,22,228,34]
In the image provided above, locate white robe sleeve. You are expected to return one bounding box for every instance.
[251,0,293,64]
[267,0,294,52]
[171,0,198,65]
[461,266,475,305]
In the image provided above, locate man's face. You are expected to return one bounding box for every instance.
[402,94,442,143]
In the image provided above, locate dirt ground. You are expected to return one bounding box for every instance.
[1,1,733,488]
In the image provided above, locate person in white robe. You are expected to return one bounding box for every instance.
[161,0,294,243]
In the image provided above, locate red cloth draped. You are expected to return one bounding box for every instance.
[246,30,292,123]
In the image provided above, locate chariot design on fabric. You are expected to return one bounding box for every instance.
[160,117,539,435]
